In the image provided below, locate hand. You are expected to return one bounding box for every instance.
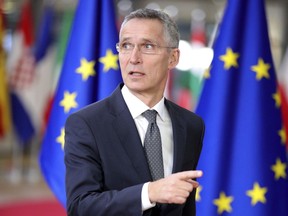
[148,170,203,204]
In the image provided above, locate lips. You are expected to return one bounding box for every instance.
[129,71,144,76]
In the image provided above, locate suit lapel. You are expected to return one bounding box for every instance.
[109,85,151,182]
[165,100,187,174]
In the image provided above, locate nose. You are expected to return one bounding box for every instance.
[129,46,142,64]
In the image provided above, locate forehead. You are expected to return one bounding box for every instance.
[120,18,165,42]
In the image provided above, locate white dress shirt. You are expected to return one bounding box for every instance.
[121,85,173,212]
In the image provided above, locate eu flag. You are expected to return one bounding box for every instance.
[196,0,288,215]
[39,0,122,207]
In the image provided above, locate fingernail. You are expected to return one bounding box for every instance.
[197,170,203,177]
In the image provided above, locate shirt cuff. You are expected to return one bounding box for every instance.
[141,182,156,211]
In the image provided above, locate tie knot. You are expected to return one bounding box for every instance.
[142,110,157,124]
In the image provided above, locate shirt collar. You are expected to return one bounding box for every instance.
[121,85,167,121]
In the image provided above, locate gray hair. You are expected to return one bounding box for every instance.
[120,8,180,48]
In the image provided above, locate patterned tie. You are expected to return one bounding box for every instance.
[142,110,164,180]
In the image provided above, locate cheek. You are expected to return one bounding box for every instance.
[119,56,128,69]
[155,59,170,73]
[150,62,169,81]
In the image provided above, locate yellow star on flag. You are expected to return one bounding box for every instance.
[278,126,287,145]
[213,191,234,214]
[219,47,239,70]
[203,66,211,79]
[196,185,202,202]
[246,182,267,206]
[271,158,287,180]
[272,90,281,108]
[99,49,119,72]
[76,58,96,81]
[59,91,78,113]
[251,58,270,80]
[56,127,65,150]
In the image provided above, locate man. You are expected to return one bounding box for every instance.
[65,8,204,216]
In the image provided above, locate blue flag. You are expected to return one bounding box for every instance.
[196,0,288,215]
[39,0,122,207]
[34,6,54,62]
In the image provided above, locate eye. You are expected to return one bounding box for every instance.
[121,42,133,50]
[144,43,156,50]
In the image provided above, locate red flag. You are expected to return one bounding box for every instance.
[279,85,288,149]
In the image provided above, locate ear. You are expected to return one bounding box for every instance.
[168,48,180,70]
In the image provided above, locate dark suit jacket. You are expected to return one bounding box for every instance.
[64,84,205,216]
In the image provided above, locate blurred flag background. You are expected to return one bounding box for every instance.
[196,0,288,215]
[39,0,122,207]
[0,0,287,215]
[279,48,288,149]
[0,11,11,139]
[7,0,36,145]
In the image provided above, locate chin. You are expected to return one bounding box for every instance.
[125,83,146,93]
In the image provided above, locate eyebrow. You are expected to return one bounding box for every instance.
[120,37,158,44]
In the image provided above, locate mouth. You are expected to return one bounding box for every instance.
[129,71,145,76]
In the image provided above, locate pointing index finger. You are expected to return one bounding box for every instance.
[178,170,203,180]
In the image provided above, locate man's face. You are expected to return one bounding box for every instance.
[118,18,179,97]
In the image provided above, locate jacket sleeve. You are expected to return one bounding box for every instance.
[64,113,143,216]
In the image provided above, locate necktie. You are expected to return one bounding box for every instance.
[142,110,164,180]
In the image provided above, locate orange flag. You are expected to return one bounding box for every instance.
[0,12,11,138]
